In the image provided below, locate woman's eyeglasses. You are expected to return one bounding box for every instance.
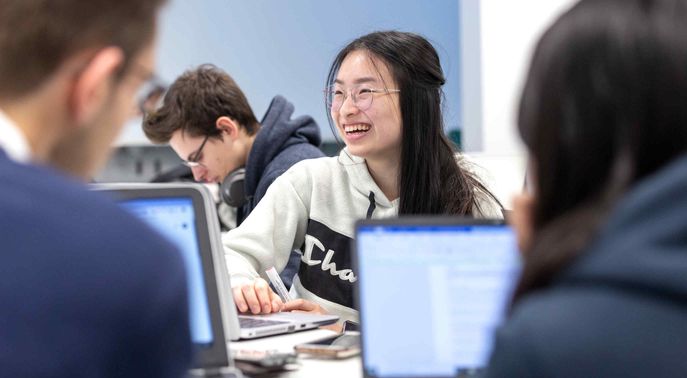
[324,85,400,112]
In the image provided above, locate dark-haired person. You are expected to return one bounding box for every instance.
[143,64,324,287]
[0,0,191,376]
[485,0,687,377]
[222,31,502,324]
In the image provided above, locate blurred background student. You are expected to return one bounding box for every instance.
[486,0,687,376]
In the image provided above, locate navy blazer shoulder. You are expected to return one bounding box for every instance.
[0,153,191,377]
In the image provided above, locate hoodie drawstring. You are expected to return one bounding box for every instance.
[366,191,376,219]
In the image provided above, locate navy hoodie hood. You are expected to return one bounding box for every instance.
[242,95,323,214]
[485,154,687,378]
[561,154,687,299]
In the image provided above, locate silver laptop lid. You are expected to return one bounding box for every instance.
[354,217,521,378]
[94,183,234,370]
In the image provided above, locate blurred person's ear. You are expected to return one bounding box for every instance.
[511,193,535,255]
[69,47,124,127]
[51,43,151,180]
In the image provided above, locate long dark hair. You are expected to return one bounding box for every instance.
[513,0,687,301]
[326,31,499,215]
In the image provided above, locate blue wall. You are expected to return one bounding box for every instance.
[142,0,461,142]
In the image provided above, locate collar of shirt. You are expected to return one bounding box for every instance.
[0,109,31,163]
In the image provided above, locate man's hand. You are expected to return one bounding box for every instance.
[232,278,283,314]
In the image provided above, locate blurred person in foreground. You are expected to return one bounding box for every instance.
[486,0,687,377]
[0,0,191,376]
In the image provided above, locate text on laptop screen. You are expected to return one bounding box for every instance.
[119,198,213,346]
[356,224,520,377]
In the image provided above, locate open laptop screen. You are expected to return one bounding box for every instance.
[355,219,521,378]
[120,197,214,346]
[97,184,231,370]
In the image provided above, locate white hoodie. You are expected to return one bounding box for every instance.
[222,149,502,322]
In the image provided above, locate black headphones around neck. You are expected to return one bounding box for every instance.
[220,168,247,207]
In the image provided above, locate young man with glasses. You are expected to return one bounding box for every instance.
[0,0,191,376]
[143,64,323,219]
[143,64,324,287]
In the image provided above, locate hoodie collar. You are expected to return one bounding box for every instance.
[338,148,397,209]
[0,109,31,163]
[561,153,687,299]
[244,95,321,195]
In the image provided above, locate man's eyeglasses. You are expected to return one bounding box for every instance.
[136,76,167,116]
[324,85,400,112]
[181,135,210,168]
[127,62,167,117]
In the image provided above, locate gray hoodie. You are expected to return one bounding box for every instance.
[223,149,502,322]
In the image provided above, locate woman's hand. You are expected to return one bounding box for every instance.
[282,298,327,314]
[282,299,342,332]
[232,277,284,314]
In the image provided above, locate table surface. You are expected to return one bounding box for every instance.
[230,329,362,378]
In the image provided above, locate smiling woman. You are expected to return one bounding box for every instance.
[328,50,404,191]
[326,31,502,215]
[221,31,503,326]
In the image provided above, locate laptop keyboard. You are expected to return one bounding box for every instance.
[238,316,289,328]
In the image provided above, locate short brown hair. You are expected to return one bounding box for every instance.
[0,0,166,98]
[143,64,259,143]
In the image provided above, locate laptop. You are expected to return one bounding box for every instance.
[94,183,338,344]
[353,217,521,378]
[92,184,237,376]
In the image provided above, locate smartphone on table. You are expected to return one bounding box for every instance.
[294,331,360,359]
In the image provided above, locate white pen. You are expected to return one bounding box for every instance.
[265,266,292,303]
